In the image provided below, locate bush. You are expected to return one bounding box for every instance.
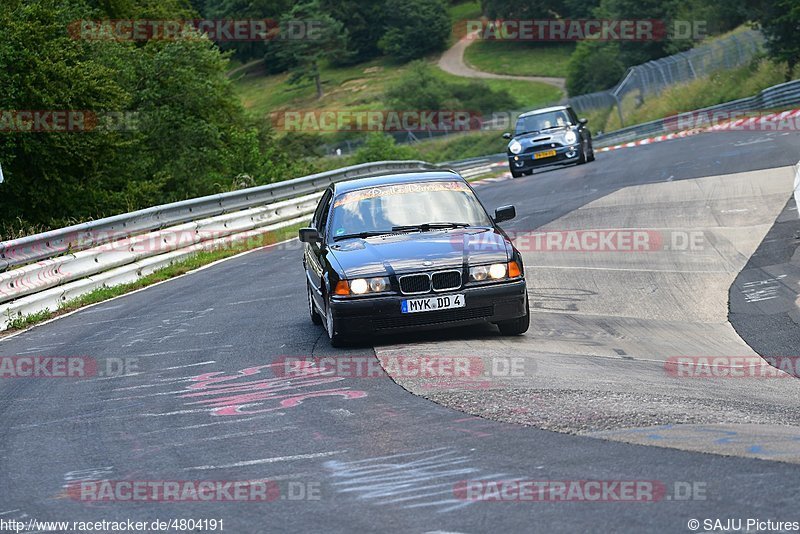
[566,40,626,95]
[379,0,451,61]
[386,61,519,114]
[352,133,416,163]
[0,0,304,228]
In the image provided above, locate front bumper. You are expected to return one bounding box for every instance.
[329,279,527,336]
[509,145,581,172]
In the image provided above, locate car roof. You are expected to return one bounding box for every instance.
[331,170,465,195]
[518,105,570,118]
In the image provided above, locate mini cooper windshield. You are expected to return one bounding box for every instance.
[515,109,572,135]
[328,181,492,241]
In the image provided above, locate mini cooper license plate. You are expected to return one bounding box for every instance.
[534,149,557,160]
[401,294,465,314]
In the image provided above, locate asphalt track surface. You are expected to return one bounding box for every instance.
[1,130,800,533]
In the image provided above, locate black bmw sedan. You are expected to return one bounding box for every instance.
[299,171,529,347]
[503,105,595,177]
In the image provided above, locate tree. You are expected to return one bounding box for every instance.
[379,0,450,61]
[322,0,386,65]
[276,0,348,99]
[750,0,800,81]
[0,0,303,228]
[566,39,625,95]
[480,0,600,19]
[199,0,294,62]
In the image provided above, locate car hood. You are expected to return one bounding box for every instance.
[329,228,511,279]
[509,127,572,149]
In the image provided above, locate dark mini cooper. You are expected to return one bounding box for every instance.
[299,171,529,347]
[503,105,595,177]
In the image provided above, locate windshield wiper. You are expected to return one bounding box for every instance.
[333,231,392,241]
[392,222,471,232]
[540,125,568,131]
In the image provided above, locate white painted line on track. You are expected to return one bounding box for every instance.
[184,450,347,471]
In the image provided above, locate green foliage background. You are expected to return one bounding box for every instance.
[0,0,305,231]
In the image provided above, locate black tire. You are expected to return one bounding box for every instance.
[307,281,322,325]
[324,295,348,348]
[497,298,530,336]
[511,169,522,178]
[587,145,596,162]
[577,142,588,165]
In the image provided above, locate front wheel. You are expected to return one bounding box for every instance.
[497,299,530,336]
[307,281,322,325]
[325,295,348,348]
[577,142,588,165]
[511,169,523,178]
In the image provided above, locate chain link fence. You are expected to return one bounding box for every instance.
[320,30,766,156]
[569,30,765,126]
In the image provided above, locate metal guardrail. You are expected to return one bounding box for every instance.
[594,79,800,147]
[0,158,497,328]
[0,160,438,272]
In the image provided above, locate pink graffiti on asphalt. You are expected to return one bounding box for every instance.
[179,361,367,416]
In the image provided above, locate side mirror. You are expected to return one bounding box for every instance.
[502,132,512,140]
[493,205,516,224]
[299,228,322,243]
[578,118,589,125]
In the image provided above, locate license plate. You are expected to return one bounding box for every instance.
[534,149,557,160]
[401,294,465,314]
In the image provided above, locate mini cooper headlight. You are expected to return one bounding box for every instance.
[346,277,390,295]
[564,130,577,144]
[509,140,522,154]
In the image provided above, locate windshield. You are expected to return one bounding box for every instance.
[328,181,492,239]
[515,110,572,135]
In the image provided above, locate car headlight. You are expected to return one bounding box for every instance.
[509,140,522,154]
[470,262,523,282]
[470,263,506,281]
[337,277,391,296]
[488,263,507,279]
[564,130,577,144]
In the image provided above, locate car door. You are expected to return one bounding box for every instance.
[305,188,333,310]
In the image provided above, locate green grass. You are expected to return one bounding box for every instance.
[449,0,483,42]
[407,131,507,162]
[431,68,563,108]
[463,41,575,78]
[595,58,794,133]
[235,56,562,130]
[234,57,412,119]
[2,223,304,333]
